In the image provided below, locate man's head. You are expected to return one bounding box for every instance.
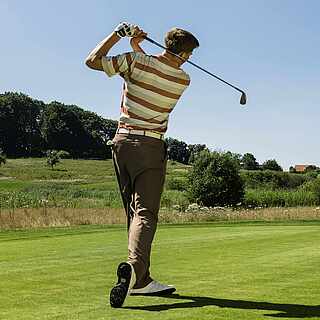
[164,28,199,61]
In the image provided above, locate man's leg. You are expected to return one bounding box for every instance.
[128,166,165,289]
[112,149,134,231]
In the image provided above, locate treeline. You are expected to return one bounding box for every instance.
[1,92,317,172]
[0,92,117,158]
[0,92,208,162]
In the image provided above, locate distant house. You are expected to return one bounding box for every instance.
[294,165,310,172]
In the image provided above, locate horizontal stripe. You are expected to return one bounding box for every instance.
[130,78,181,100]
[119,116,160,128]
[129,77,181,100]
[119,122,167,133]
[125,95,167,118]
[131,69,187,95]
[134,62,190,85]
[128,82,178,107]
[156,55,180,69]
[126,91,173,113]
[127,110,165,124]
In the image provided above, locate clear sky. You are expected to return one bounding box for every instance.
[1,0,319,170]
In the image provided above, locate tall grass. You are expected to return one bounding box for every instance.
[244,189,319,207]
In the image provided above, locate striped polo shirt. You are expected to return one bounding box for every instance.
[101,52,190,133]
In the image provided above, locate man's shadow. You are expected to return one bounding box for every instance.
[124,294,320,318]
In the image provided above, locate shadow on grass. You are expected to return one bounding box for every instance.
[124,294,320,318]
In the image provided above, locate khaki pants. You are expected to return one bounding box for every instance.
[111,133,167,288]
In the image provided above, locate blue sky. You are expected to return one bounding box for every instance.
[1,0,319,169]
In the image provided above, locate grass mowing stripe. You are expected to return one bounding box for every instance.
[0,223,319,319]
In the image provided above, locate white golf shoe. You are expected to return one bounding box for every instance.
[129,280,176,296]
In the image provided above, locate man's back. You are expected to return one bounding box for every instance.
[102,52,190,133]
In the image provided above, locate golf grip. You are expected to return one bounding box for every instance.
[143,36,247,105]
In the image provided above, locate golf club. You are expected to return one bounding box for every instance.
[143,36,247,105]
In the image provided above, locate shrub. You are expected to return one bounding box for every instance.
[300,178,320,203]
[46,150,60,169]
[241,170,309,190]
[166,177,187,191]
[187,150,244,207]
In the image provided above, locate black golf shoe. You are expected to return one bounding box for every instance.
[110,262,134,308]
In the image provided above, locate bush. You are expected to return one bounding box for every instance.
[166,177,187,191]
[241,170,309,190]
[46,150,60,169]
[187,150,244,207]
[300,178,320,203]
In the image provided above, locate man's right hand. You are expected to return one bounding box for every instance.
[114,22,137,38]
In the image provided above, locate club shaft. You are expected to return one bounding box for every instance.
[144,36,245,95]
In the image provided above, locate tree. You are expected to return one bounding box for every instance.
[46,150,60,169]
[187,143,207,164]
[261,159,283,171]
[305,165,319,173]
[40,101,118,159]
[0,92,45,157]
[165,137,189,164]
[187,150,245,207]
[0,149,6,166]
[241,153,259,170]
[289,166,296,173]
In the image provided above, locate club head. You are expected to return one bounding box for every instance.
[240,92,247,105]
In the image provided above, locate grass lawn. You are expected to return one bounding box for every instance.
[1,222,320,319]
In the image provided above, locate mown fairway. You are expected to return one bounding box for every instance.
[1,222,320,320]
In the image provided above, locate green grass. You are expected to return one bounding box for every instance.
[1,222,320,319]
[0,158,190,209]
[245,189,319,207]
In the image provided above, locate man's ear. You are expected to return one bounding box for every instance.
[179,52,188,60]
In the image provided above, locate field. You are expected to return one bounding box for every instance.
[1,222,320,319]
[1,159,320,229]
[1,159,320,319]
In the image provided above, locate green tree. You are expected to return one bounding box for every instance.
[165,137,189,164]
[187,150,245,207]
[241,153,259,170]
[289,166,296,173]
[0,92,44,157]
[46,150,60,169]
[188,144,207,164]
[261,159,283,171]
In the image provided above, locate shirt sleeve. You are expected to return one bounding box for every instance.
[101,52,137,77]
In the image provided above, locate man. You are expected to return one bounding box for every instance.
[85,22,199,308]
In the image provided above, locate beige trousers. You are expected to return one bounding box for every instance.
[111,133,167,288]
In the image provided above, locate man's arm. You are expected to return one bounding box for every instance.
[130,29,147,53]
[85,32,120,71]
[85,22,139,71]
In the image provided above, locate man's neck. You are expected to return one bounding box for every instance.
[160,51,185,68]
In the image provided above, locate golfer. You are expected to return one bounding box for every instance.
[85,22,199,308]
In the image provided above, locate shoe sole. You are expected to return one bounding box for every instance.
[110,262,132,308]
[130,287,176,296]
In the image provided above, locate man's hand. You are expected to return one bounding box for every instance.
[130,27,147,53]
[114,22,137,38]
